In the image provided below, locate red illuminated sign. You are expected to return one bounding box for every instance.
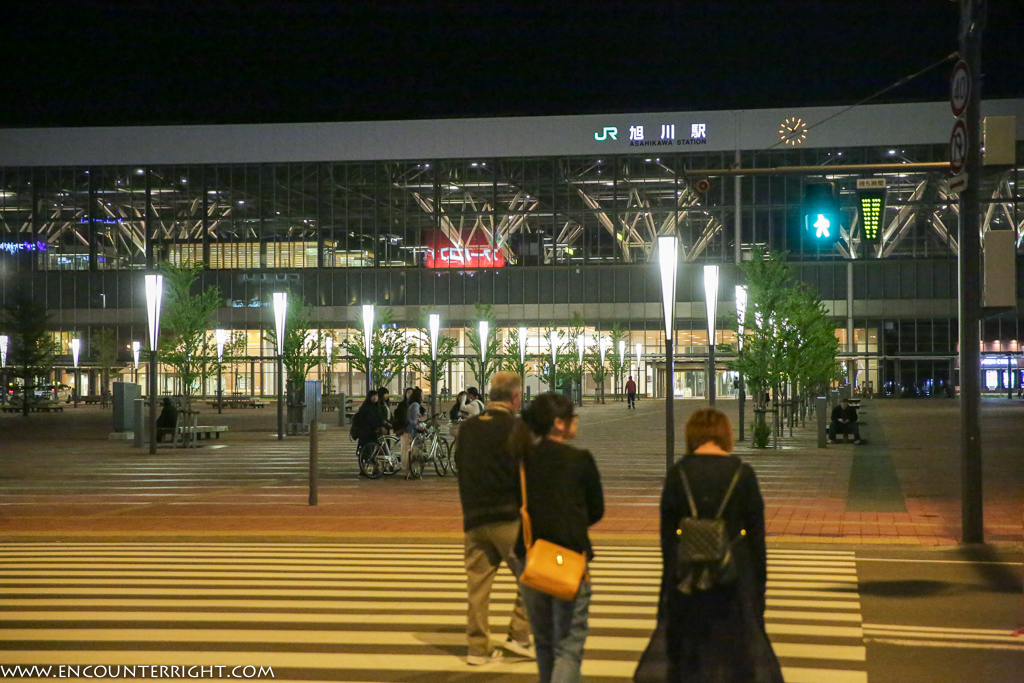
[424,231,505,269]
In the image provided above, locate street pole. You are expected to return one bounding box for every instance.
[149,350,157,454]
[666,337,674,471]
[277,357,284,440]
[959,0,985,544]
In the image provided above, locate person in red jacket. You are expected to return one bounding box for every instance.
[625,376,637,409]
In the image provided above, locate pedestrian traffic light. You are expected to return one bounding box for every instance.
[803,182,840,247]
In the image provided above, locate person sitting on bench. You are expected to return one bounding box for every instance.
[156,397,179,443]
[829,398,862,444]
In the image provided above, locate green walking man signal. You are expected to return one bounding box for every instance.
[803,182,840,246]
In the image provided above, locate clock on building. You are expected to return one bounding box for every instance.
[779,117,808,146]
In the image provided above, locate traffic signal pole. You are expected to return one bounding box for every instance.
[958,0,985,545]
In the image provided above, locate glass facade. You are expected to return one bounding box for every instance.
[1,129,1022,399]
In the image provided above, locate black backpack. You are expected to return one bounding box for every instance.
[392,400,408,429]
[349,410,365,441]
[674,463,744,595]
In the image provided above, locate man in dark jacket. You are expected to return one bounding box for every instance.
[829,398,862,444]
[453,371,533,665]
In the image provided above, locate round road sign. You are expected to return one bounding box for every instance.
[950,60,970,117]
[949,119,968,175]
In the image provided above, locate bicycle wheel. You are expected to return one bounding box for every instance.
[443,437,456,476]
[408,440,425,479]
[360,443,383,479]
[433,437,448,476]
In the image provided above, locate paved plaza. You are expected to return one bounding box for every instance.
[0,395,1021,546]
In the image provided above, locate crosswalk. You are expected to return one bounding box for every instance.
[0,543,867,682]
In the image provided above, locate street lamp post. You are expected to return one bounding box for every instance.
[145,274,163,455]
[599,339,608,403]
[618,340,626,401]
[658,235,679,472]
[735,285,748,442]
[70,338,80,408]
[324,336,333,395]
[635,342,642,395]
[273,292,288,441]
[362,304,374,393]
[577,332,585,406]
[478,320,489,400]
[429,314,440,417]
[518,327,527,399]
[549,330,559,392]
[215,329,227,415]
[131,341,140,384]
[704,265,720,406]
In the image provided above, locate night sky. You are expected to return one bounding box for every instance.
[3,1,1023,128]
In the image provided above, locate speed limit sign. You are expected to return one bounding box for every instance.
[950,60,970,117]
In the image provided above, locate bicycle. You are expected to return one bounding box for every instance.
[359,432,401,479]
[412,416,453,477]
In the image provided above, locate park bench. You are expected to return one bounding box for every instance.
[82,395,104,405]
[175,424,229,443]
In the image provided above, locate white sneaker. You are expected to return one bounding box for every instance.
[467,649,503,666]
[503,638,535,659]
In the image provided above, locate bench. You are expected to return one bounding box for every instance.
[82,395,104,405]
[175,425,229,442]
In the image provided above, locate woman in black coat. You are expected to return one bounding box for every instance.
[656,408,782,683]
[354,391,385,470]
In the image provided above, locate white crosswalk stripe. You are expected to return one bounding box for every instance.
[0,544,866,682]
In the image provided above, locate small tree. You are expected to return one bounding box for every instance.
[500,327,530,381]
[341,307,412,390]
[465,303,501,397]
[585,335,610,404]
[607,322,629,400]
[158,261,224,416]
[1,286,59,417]
[557,312,586,404]
[411,310,458,395]
[91,327,125,408]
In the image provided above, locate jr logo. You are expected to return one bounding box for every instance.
[594,126,619,141]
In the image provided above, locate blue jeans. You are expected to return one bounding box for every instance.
[521,579,592,683]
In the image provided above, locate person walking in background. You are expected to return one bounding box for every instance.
[625,375,637,409]
[517,392,604,683]
[655,408,782,682]
[454,372,533,665]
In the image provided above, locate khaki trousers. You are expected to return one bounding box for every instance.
[464,519,531,657]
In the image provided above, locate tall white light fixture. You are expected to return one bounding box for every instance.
[272,292,288,440]
[704,264,720,406]
[144,273,163,454]
[215,328,227,415]
[658,235,679,472]
[549,329,560,391]
[736,285,748,441]
[518,327,528,399]
[131,341,140,369]
[429,313,440,415]
[576,333,586,406]
[362,304,374,393]
[598,338,608,403]
[70,338,81,408]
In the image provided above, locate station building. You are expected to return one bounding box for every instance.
[0,99,1022,399]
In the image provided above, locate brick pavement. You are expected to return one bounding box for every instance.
[0,395,1020,547]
